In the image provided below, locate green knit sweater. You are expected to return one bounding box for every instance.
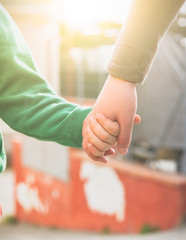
[0,4,91,173]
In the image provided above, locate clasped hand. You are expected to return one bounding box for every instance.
[82,74,140,163]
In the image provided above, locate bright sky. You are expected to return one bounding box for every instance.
[55,0,133,30]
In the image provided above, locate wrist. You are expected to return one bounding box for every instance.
[108,74,136,89]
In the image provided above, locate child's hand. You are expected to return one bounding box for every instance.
[83,113,119,163]
[82,113,141,163]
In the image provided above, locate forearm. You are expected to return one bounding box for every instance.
[0,5,91,148]
[108,0,185,83]
[0,50,91,148]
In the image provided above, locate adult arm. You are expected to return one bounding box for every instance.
[83,0,185,158]
[108,0,185,83]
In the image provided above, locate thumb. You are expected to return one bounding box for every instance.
[117,119,133,155]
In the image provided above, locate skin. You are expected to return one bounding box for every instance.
[83,113,120,162]
[82,74,140,162]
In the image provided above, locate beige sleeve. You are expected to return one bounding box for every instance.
[108,0,185,84]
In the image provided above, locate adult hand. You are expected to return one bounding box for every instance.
[82,74,139,161]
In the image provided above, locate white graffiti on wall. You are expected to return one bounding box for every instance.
[80,161,126,222]
[16,183,48,214]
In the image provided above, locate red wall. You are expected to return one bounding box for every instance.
[12,141,186,233]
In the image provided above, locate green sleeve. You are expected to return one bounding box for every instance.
[0,5,91,149]
[108,0,184,84]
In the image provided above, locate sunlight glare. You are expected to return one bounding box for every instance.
[55,0,133,30]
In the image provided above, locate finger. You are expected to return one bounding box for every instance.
[89,116,117,145]
[83,135,107,162]
[83,136,107,163]
[134,114,141,125]
[95,113,120,137]
[117,117,133,154]
[87,142,105,157]
[87,127,113,151]
[86,148,107,163]
[104,148,115,156]
[84,127,116,158]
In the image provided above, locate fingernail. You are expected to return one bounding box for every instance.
[119,148,128,154]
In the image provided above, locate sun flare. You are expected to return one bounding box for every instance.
[55,0,133,30]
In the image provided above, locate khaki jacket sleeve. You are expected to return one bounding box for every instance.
[108,0,185,84]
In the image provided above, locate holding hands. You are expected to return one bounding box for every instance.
[82,74,141,163]
[82,113,120,162]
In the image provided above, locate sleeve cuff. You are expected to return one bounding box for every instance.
[108,43,157,84]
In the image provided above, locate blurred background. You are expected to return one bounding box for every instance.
[0,0,134,165]
[0,0,186,238]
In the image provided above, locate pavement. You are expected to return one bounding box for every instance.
[1,169,186,240]
[0,222,186,240]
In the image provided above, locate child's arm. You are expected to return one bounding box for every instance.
[0,5,91,150]
[82,113,141,163]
